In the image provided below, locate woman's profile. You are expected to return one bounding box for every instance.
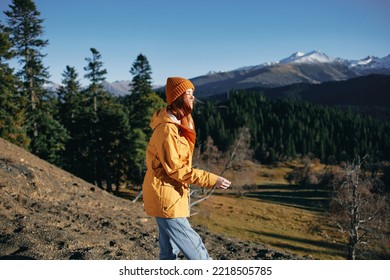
[142,76,231,260]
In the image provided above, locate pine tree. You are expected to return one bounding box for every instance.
[83,47,108,188]
[57,66,85,172]
[95,97,133,192]
[4,0,50,138]
[84,47,107,113]
[4,0,68,164]
[124,54,165,183]
[0,22,29,147]
[57,66,84,125]
[31,108,69,166]
[125,54,162,133]
[129,53,153,98]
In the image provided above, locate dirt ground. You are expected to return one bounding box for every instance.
[0,138,304,260]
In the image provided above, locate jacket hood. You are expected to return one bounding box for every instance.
[150,107,197,153]
[150,107,174,130]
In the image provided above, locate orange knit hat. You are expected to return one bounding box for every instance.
[165,77,194,105]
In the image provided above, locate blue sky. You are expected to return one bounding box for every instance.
[1,0,389,86]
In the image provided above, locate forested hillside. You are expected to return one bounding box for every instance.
[239,74,390,107]
[194,92,390,164]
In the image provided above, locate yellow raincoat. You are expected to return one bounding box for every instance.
[142,108,219,218]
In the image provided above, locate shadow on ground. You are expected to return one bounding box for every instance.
[242,184,330,212]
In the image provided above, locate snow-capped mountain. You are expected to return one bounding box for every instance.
[189,51,390,98]
[279,51,336,64]
[228,50,389,73]
[350,55,377,67]
[350,54,390,73]
[235,51,390,72]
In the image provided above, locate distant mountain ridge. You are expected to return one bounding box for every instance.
[188,51,390,98]
[102,80,131,96]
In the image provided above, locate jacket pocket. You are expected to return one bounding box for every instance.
[160,183,183,212]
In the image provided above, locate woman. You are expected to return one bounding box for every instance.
[142,76,231,260]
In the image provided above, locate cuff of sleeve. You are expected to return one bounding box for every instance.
[209,173,219,188]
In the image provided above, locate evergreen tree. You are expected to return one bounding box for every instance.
[95,97,133,192]
[4,0,68,164]
[118,54,165,184]
[31,108,69,166]
[133,91,166,136]
[4,0,50,137]
[57,66,84,125]
[124,91,165,184]
[129,53,153,98]
[125,54,162,134]
[127,127,148,185]
[84,47,107,113]
[57,66,85,172]
[83,47,108,188]
[81,49,139,191]
[0,21,29,147]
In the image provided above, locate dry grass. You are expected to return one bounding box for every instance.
[190,160,347,259]
[190,193,345,259]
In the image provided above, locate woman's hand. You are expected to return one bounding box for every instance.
[215,176,231,189]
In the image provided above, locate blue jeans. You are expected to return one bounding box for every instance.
[155,217,211,260]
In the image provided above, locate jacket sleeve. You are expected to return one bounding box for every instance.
[155,123,218,188]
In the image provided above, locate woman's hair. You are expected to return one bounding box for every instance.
[168,92,195,130]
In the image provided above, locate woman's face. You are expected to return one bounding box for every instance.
[185,89,195,109]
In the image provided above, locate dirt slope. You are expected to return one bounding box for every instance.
[0,138,303,260]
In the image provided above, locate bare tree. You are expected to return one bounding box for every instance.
[201,136,221,170]
[190,127,253,208]
[328,156,390,259]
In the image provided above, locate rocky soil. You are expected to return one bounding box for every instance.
[0,138,304,260]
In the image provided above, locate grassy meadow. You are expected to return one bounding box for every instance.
[189,160,348,260]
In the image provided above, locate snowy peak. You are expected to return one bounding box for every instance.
[229,51,390,75]
[350,54,390,70]
[232,51,335,72]
[349,55,377,67]
[359,55,377,65]
[279,51,390,70]
[280,51,335,64]
[279,51,305,64]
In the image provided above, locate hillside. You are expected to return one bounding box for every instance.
[0,138,303,260]
[246,74,390,108]
[205,74,390,121]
